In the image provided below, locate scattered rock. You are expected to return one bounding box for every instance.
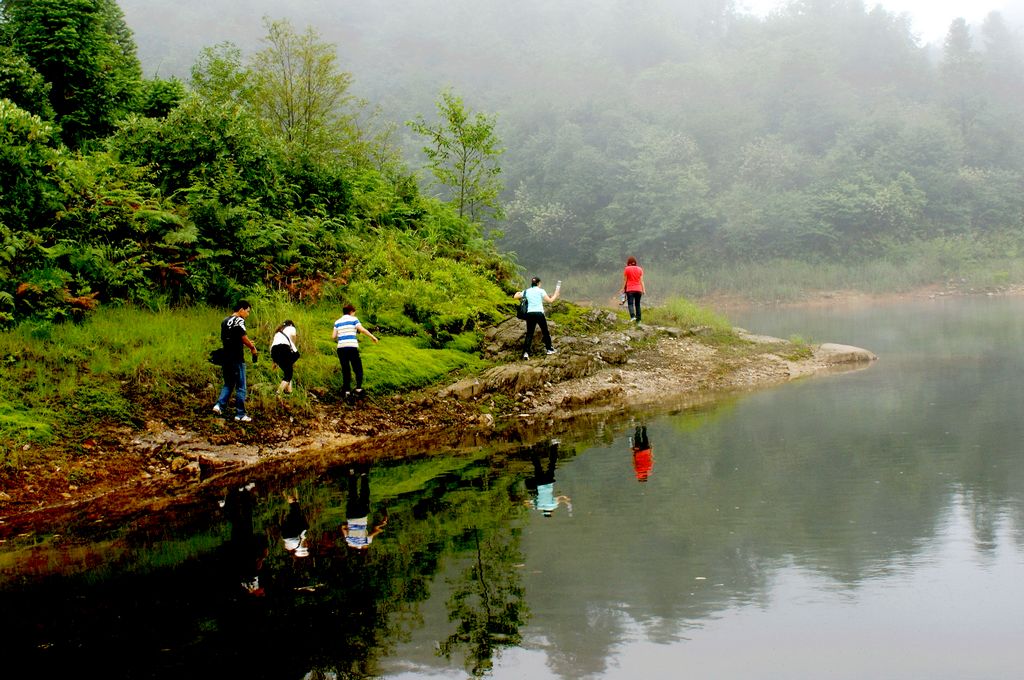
[816,343,878,364]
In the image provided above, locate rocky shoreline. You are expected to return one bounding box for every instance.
[0,311,875,534]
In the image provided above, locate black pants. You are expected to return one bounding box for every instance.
[336,347,363,392]
[523,312,552,354]
[626,291,643,322]
[633,425,649,450]
[271,345,297,381]
[347,471,370,518]
[525,440,559,489]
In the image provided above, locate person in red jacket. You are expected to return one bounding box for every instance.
[631,425,653,483]
[622,257,646,323]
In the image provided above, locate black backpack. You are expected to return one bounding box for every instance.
[516,291,529,319]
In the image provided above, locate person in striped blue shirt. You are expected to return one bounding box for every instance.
[332,303,379,402]
[342,465,387,550]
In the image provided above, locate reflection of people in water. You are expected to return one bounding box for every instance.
[631,425,653,483]
[342,466,387,550]
[223,482,268,596]
[524,439,572,517]
[280,490,310,558]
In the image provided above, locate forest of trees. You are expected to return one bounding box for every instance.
[115,0,1024,272]
[4,0,1024,325]
[0,0,514,329]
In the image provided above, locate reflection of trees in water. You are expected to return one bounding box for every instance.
[0,453,533,679]
[252,456,531,678]
[438,527,528,677]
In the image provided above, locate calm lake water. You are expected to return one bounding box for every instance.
[2,297,1023,679]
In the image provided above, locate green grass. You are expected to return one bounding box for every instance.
[0,302,491,469]
[643,296,732,333]
[777,335,814,361]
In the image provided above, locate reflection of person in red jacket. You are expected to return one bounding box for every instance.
[631,426,653,483]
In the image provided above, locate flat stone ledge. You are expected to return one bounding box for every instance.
[816,343,877,364]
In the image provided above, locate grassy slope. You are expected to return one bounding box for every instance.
[0,304,489,470]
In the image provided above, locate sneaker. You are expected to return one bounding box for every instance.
[234,414,252,422]
[522,353,529,359]
[212,404,222,415]
[546,348,556,355]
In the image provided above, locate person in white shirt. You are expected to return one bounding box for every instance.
[269,320,299,395]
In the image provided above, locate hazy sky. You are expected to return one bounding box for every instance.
[737,0,1006,44]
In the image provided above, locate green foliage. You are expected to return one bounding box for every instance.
[0,303,494,461]
[138,76,185,118]
[66,381,135,426]
[189,42,252,104]
[780,335,814,361]
[643,296,731,333]
[596,127,716,264]
[408,90,505,222]
[0,399,55,468]
[0,100,66,323]
[350,336,487,394]
[545,301,608,336]
[50,151,194,305]
[444,331,482,353]
[339,231,510,343]
[0,45,54,119]
[101,1,1024,275]
[250,17,355,160]
[12,267,96,322]
[2,0,143,146]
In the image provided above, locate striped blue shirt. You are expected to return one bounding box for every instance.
[333,314,361,348]
[345,517,370,548]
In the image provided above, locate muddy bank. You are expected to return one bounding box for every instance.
[0,312,875,535]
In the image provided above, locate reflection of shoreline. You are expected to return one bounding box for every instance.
[0,313,875,530]
[1,453,533,679]
[0,329,875,540]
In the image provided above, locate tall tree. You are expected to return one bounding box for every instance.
[250,17,355,160]
[940,18,984,146]
[973,11,1024,170]
[189,42,253,105]
[1,0,142,146]
[409,90,504,222]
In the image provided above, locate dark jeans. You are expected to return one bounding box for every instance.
[216,361,247,416]
[336,346,363,393]
[626,291,643,322]
[523,311,552,354]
